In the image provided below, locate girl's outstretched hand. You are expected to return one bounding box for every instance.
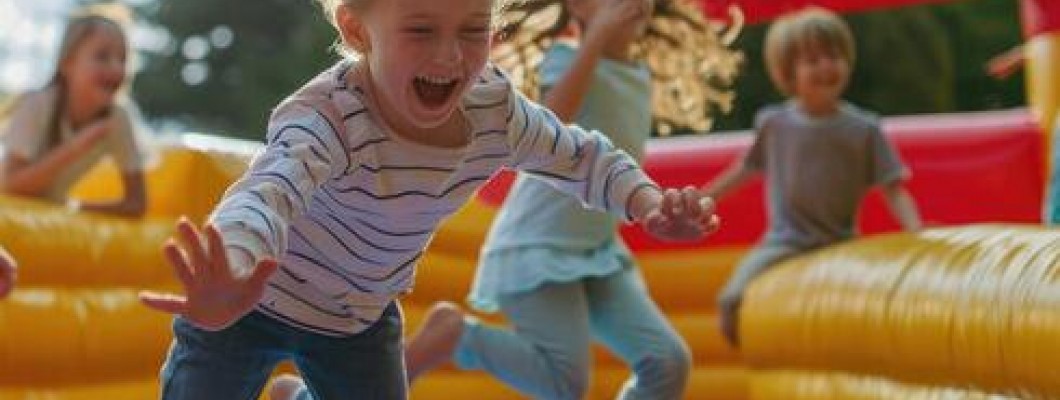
[642,186,720,242]
[139,218,278,331]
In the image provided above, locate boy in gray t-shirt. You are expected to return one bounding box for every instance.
[701,8,922,347]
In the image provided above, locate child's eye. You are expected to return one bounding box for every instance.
[461,27,490,40]
[405,27,433,35]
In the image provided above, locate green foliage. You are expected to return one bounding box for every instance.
[133,0,1026,137]
[714,0,1024,132]
[133,0,339,140]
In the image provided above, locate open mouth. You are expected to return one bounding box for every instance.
[413,75,459,109]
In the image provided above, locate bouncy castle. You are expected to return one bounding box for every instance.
[0,0,1058,398]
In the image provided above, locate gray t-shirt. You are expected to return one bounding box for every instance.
[746,101,907,247]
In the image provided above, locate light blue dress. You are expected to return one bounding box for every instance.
[468,43,653,312]
[454,43,692,400]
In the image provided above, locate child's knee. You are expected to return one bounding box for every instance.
[630,339,692,394]
[544,370,590,400]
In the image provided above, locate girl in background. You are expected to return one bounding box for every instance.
[0,4,146,217]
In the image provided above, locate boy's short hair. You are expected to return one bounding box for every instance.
[764,7,855,95]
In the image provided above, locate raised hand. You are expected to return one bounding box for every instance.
[583,0,652,47]
[139,218,278,331]
[642,186,720,242]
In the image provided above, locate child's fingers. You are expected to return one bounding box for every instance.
[204,224,230,278]
[705,214,721,234]
[698,195,716,216]
[681,186,702,220]
[138,291,189,315]
[176,219,211,279]
[661,188,681,219]
[247,259,279,293]
[163,240,196,287]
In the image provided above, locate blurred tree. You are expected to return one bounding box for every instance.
[133,0,338,140]
[713,0,1023,132]
[133,0,1024,137]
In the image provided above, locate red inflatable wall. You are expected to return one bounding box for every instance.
[698,0,953,24]
[1022,0,1060,38]
[477,109,1044,251]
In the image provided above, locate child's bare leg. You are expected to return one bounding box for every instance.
[404,301,467,381]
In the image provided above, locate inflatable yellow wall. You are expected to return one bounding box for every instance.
[0,137,1054,399]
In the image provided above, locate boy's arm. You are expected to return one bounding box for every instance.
[882,181,923,232]
[701,161,756,200]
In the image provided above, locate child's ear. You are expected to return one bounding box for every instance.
[336,5,371,53]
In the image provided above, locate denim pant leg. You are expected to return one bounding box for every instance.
[160,312,289,400]
[585,268,691,400]
[454,280,593,400]
[291,302,407,400]
[717,243,805,310]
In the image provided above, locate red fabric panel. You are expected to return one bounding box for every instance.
[699,0,953,25]
[476,109,1044,251]
[1022,0,1060,37]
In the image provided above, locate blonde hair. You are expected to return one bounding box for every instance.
[764,7,854,95]
[314,0,513,58]
[493,0,743,135]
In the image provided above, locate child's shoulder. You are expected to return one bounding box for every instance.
[14,87,57,112]
[752,103,789,129]
[269,62,365,132]
[837,102,882,131]
[463,63,515,109]
[279,62,356,110]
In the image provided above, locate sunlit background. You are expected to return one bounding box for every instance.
[0,0,1027,139]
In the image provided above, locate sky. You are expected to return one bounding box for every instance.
[0,0,166,93]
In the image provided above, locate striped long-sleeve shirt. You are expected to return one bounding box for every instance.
[211,61,659,336]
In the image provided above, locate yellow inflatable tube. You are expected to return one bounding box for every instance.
[742,224,1060,398]
[3,138,1056,399]
[0,140,750,399]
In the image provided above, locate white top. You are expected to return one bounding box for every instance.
[210,61,658,336]
[1,86,143,202]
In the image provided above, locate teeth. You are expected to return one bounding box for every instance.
[416,75,456,85]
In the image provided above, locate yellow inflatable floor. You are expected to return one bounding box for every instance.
[1,138,1055,399]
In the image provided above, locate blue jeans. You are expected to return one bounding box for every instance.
[160,302,406,400]
[453,267,691,400]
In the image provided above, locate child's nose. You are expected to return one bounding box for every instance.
[434,39,463,66]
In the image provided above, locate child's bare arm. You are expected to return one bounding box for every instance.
[701,161,756,200]
[508,88,718,241]
[76,170,147,217]
[2,117,113,197]
[140,104,347,330]
[882,181,922,232]
[541,0,644,122]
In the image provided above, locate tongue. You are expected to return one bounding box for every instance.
[415,80,451,108]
